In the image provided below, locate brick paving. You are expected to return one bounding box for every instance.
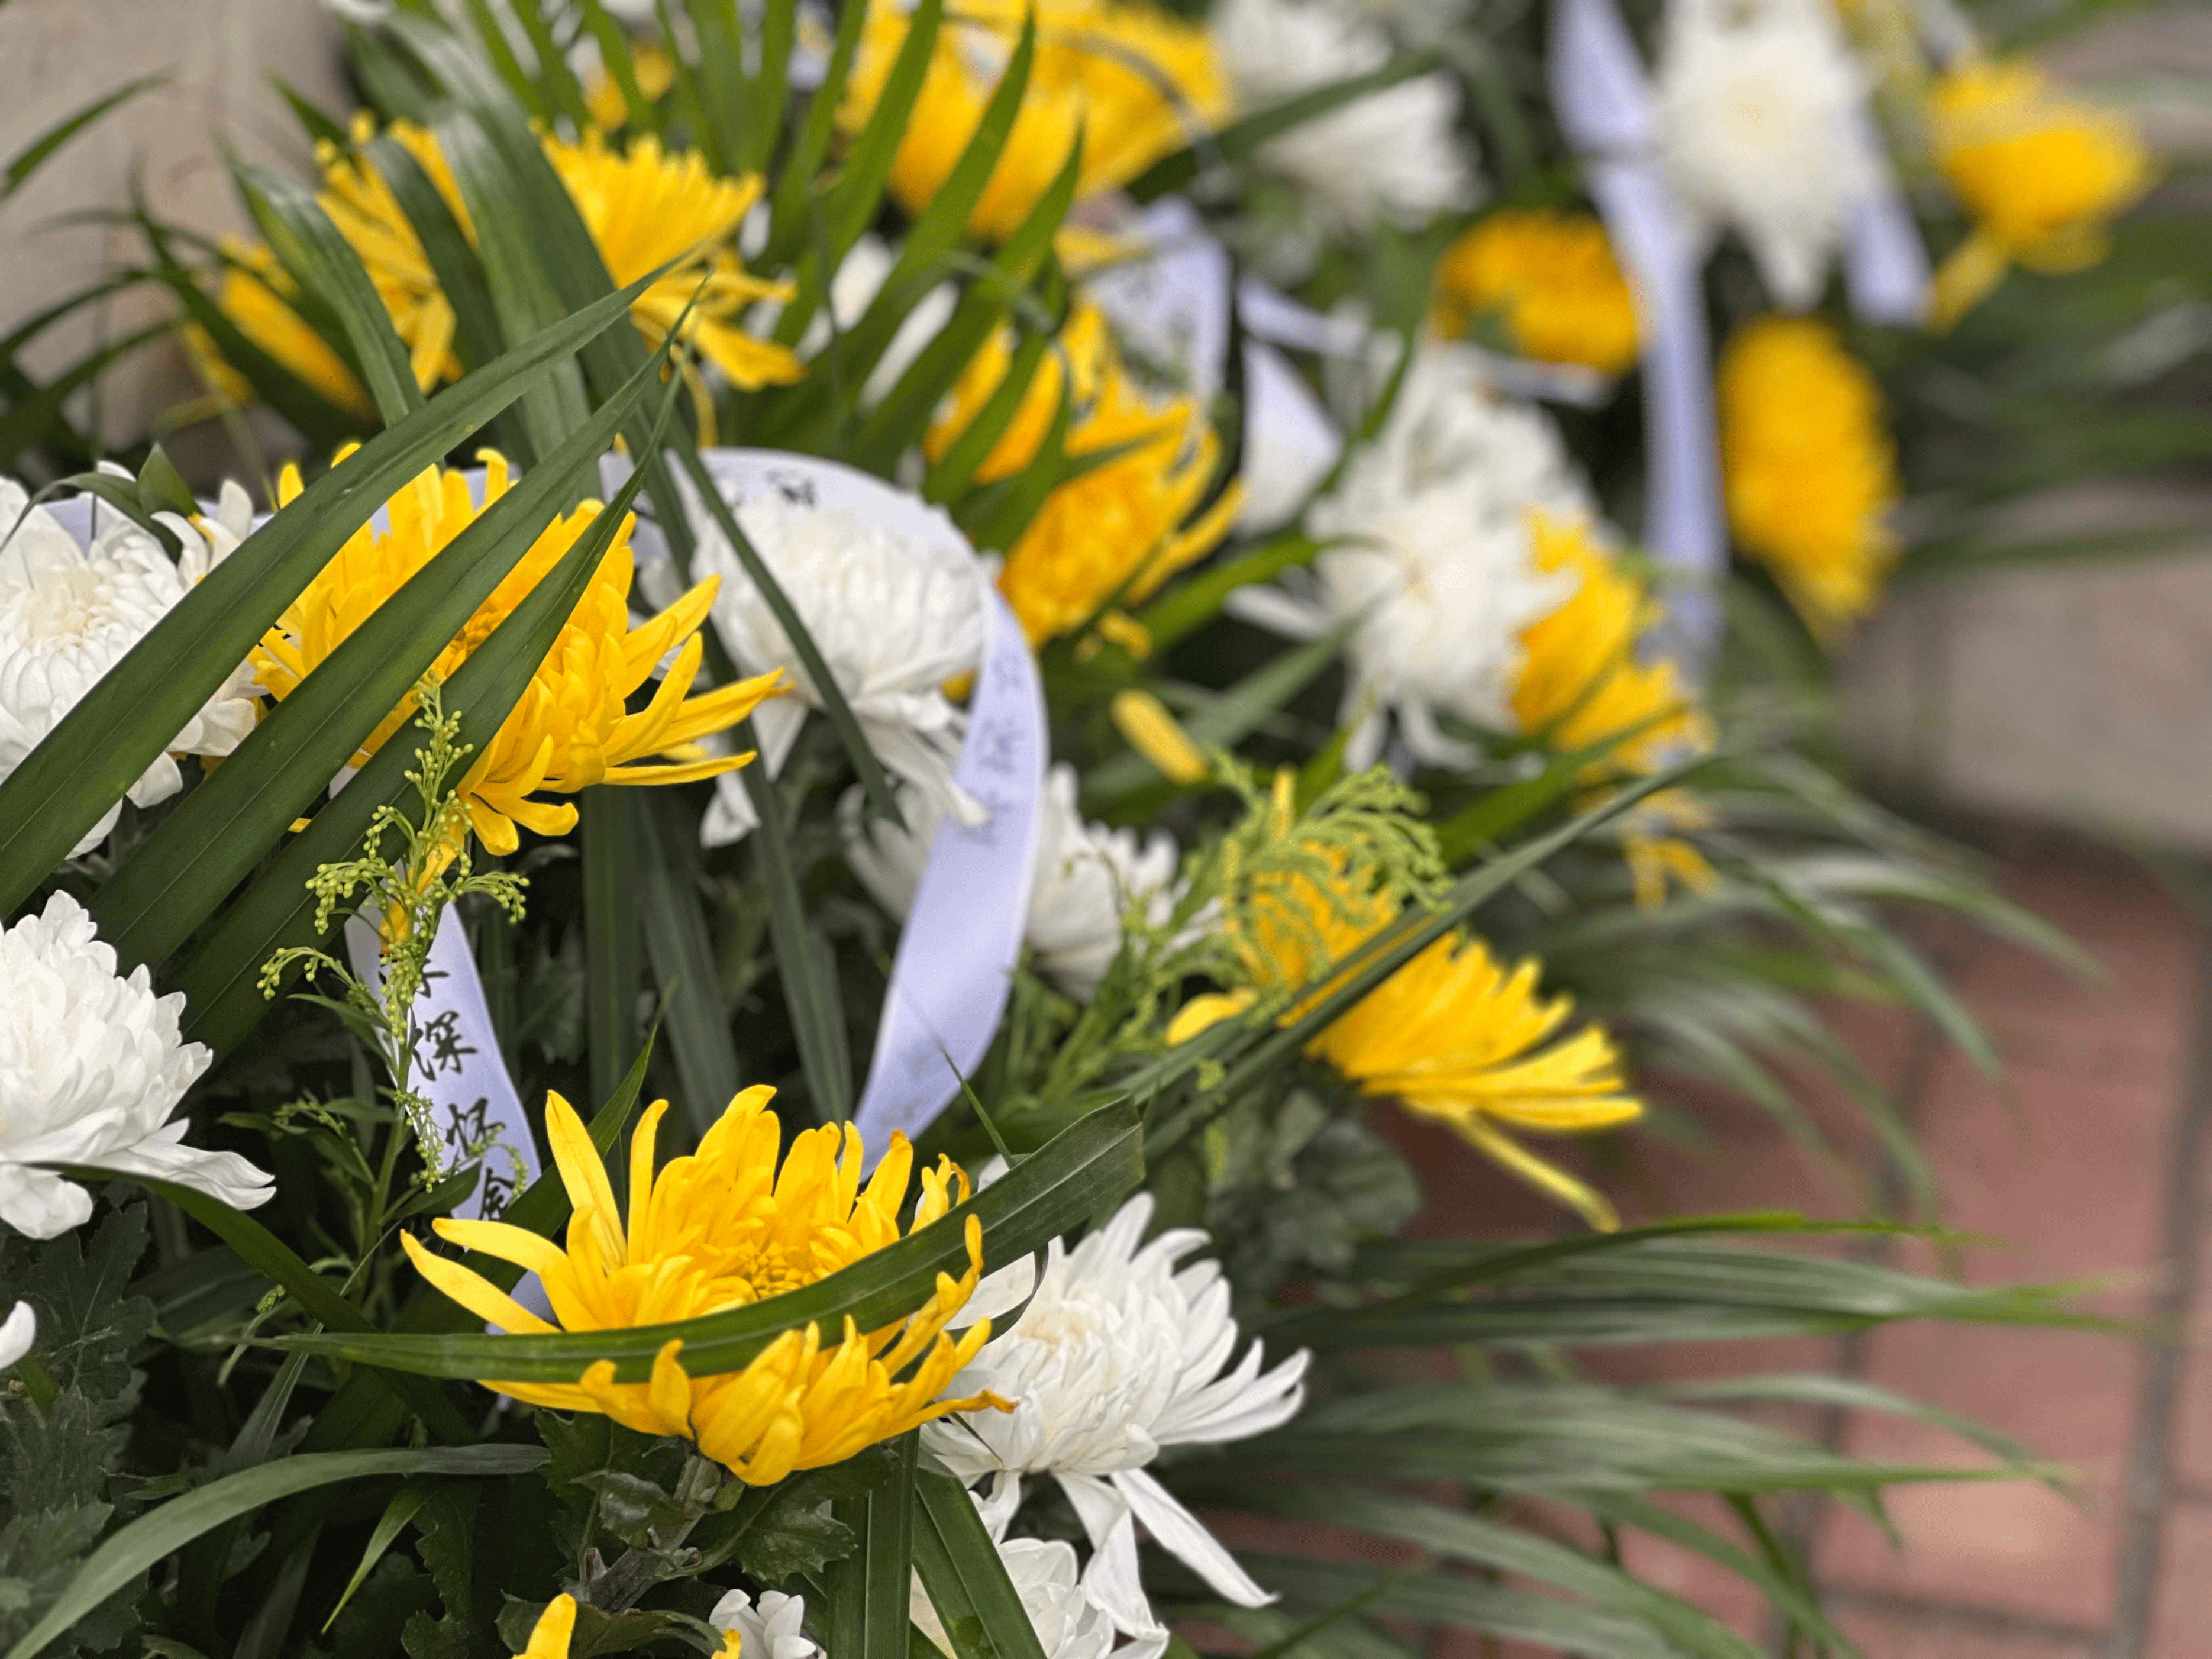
[1391,842,2211,1655]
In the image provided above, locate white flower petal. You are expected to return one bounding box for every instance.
[1115,1466,1277,1609]
[0,1300,34,1370]
[0,892,270,1232]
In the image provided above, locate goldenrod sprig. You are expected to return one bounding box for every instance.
[260,677,527,1183]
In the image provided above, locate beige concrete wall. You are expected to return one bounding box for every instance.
[1840,5,2212,850]
[0,0,348,450]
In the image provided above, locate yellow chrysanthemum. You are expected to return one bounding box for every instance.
[316,115,474,393]
[1512,515,1719,910]
[1172,776,1640,1230]
[1512,514,1710,770]
[205,118,800,432]
[253,451,784,856]
[543,130,803,404]
[1928,59,2151,325]
[190,241,377,418]
[402,1086,1010,1486]
[1716,317,1899,635]
[842,0,1232,243]
[928,301,1242,645]
[1431,210,1641,376]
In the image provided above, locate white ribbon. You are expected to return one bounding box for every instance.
[850,583,1046,1157]
[1842,104,1933,327]
[343,911,538,1222]
[618,449,1050,1158]
[1549,0,1727,670]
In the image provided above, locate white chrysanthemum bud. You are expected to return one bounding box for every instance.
[0,891,273,1238]
[0,1300,33,1370]
[843,766,1181,1003]
[1654,0,1877,310]
[709,1589,820,1659]
[0,477,260,855]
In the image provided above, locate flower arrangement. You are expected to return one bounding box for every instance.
[0,0,2174,1654]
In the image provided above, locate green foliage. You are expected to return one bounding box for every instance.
[0,1211,154,1658]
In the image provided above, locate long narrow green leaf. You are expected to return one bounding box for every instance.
[582,786,645,1110]
[277,1103,1144,1382]
[1081,618,1355,808]
[0,322,168,472]
[641,790,745,1136]
[90,342,664,969]
[762,0,868,268]
[506,0,595,131]
[750,0,799,176]
[1127,54,1439,203]
[4,76,164,199]
[360,134,504,373]
[234,162,424,424]
[1135,532,1320,653]
[782,11,1036,418]
[0,270,655,915]
[773,0,945,344]
[431,106,592,464]
[845,138,1081,474]
[913,1462,1051,1659]
[459,0,553,120]
[1228,1555,1677,1659]
[170,427,666,1054]
[683,0,753,175]
[828,1434,921,1659]
[923,322,1054,505]
[577,0,663,135]
[321,1482,435,1632]
[142,212,365,447]
[1222,1488,1761,1659]
[1578,1495,1860,1655]
[0,1445,547,1659]
[740,725,853,1122]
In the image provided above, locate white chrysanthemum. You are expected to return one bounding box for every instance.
[0,478,260,855]
[710,1589,818,1659]
[0,1300,33,1370]
[1229,344,1589,770]
[926,1195,1309,1641]
[1653,0,1875,310]
[689,482,992,846]
[843,766,1179,1002]
[913,1535,1122,1659]
[0,891,273,1240]
[1213,0,1480,234]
